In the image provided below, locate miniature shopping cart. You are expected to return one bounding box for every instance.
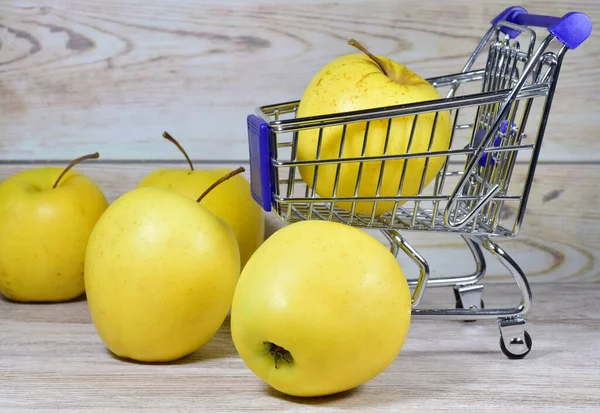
[245,6,592,359]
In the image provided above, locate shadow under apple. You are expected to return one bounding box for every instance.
[0,291,87,304]
[265,385,362,406]
[105,315,239,365]
[260,347,482,409]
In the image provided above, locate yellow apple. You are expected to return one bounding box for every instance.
[84,171,242,363]
[296,39,452,216]
[0,153,108,302]
[231,220,412,397]
[136,132,264,269]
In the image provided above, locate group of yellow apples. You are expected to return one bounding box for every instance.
[0,40,452,398]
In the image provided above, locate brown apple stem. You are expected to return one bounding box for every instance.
[162,131,194,171]
[52,152,100,189]
[196,166,245,203]
[347,38,388,75]
[264,342,293,369]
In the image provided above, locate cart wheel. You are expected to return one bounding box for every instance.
[453,283,484,323]
[500,330,532,359]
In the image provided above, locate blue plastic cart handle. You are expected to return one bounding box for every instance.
[491,6,592,49]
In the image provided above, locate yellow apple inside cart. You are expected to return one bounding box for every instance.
[296,39,452,216]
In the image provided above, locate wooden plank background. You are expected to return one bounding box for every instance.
[1,0,598,161]
[1,0,599,283]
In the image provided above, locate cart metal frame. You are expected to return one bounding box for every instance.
[245,6,592,359]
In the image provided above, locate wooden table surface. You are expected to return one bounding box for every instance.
[2,283,599,412]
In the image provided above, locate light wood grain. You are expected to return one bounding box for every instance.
[1,283,599,412]
[1,161,599,283]
[1,0,598,162]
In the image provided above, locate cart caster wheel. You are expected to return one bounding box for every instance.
[453,284,484,322]
[498,317,532,359]
[500,330,532,359]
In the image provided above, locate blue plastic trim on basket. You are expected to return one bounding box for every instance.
[246,114,272,212]
[474,120,516,167]
[491,6,592,49]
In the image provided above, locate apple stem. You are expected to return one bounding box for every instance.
[163,131,194,171]
[264,342,293,369]
[52,152,100,189]
[347,38,389,76]
[196,166,245,203]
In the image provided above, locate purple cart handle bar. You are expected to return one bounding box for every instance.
[491,6,592,49]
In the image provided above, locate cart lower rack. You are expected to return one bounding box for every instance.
[246,6,592,359]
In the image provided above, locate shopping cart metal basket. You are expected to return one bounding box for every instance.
[245,6,592,359]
